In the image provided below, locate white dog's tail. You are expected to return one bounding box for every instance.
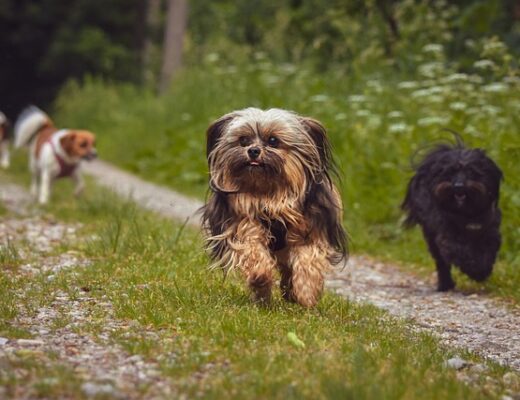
[14,106,51,148]
[0,111,6,125]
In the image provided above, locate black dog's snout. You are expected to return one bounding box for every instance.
[248,147,261,159]
[453,181,465,194]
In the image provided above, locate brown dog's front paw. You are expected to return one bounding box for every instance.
[248,273,272,304]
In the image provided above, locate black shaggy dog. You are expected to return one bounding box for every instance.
[401,137,503,291]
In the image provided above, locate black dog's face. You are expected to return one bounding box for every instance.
[429,149,502,216]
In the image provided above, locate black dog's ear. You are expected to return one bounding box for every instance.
[206,113,236,158]
[299,117,333,169]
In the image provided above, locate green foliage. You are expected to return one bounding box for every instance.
[0,0,143,114]
[54,33,520,301]
[187,0,519,75]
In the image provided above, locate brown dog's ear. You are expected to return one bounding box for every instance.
[206,113,236,158]
[299,117,333,170]
[60,131,76,153]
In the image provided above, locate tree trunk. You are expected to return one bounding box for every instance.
[158,0,188,95]
[142,0,162,87]
[375,0,400,57]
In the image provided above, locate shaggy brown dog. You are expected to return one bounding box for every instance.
[202,108,347,307]
[402,137,503,291]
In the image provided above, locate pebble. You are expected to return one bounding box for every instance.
[17,339,44,346]
[445,357,469,370]
[0,337,8,346]
[470,363,489,373]
[81,382,116,398]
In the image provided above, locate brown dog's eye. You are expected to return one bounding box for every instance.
[239,136,250,147]
[267,136,279,147]
[80,141,88,148]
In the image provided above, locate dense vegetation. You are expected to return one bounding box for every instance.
[2,0,520,114]
[55,35,520,300]
[3,1,520,297]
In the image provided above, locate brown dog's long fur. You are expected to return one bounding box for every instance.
[202,108,347,307]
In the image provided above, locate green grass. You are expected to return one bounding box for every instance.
[1,166,519,399]
[52,53,520,302]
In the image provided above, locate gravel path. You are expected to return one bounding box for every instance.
[83,159,520,371]
[0,177,176,399]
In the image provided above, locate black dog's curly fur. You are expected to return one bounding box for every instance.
[401,138,503,291]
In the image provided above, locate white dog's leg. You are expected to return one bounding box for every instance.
[30,171,39,198]
[0,141,9,169]
[72,169,85,197]
[38,169,51,204]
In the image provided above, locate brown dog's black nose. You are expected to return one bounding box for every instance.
[248,147,261,159]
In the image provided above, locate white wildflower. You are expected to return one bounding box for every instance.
[481,105,501,115]
[483,83,508,93]
[335,113,347,121]
[503,76,520,85]
[428,86,444,95]
[397,81,419,90]
[417,116,448,126]
[449,102,467,111]
[465,107,480,115]
[411,89,430,98]
[205,53,219,63]
[254,52,267,60]
[388,122,408,133]
[443,73,469,83]
[280,63,297,74]
[367,115,382,129]
[422,44,444,54]
[468,75,483,84]
[388,111,403,118]
[310,94,329,102]
[224,66,238,74]
[418,62,444,78]
[263,75,280,86]
[356,110,371,117]
[367,80,383,92]
[348,95,366,103]
[483,40,506,54]
[474,59,495,69]
[464,125,481,136]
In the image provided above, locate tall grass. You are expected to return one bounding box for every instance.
[53,41,520,299]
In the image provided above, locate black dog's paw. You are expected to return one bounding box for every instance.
[437,279,455,292]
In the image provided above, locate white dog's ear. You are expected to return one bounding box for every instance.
[206,113,237,158]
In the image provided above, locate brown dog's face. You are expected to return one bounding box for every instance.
[60,130,97,160]
[206,108,332,196]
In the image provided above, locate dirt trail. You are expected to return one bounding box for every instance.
[83,159,520,371]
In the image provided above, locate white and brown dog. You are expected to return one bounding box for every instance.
[0,111,10,169]
[14,106,97,204]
